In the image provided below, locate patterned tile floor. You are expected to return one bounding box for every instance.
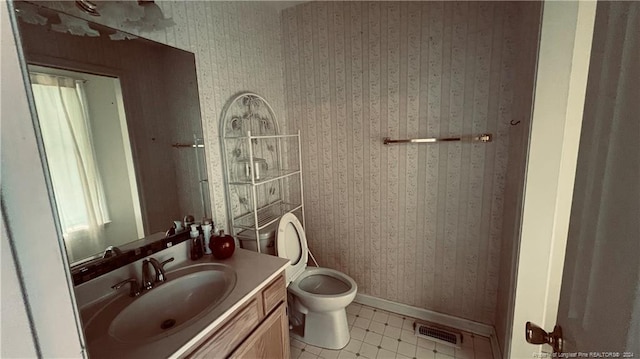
[290,303,494,359]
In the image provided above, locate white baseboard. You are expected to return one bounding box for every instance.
[354,293,502,359]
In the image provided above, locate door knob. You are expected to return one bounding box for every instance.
[525,322,563,353]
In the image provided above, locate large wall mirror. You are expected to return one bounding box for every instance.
[14,1,211,270]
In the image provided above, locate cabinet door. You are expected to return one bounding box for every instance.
[229,303,289,359]
[185,299,262,359]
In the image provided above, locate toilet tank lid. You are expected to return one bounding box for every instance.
[237,221,277,240]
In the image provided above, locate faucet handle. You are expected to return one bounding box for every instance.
[112,278,140,297]
[160,257,174,267]
[152,257,175,283]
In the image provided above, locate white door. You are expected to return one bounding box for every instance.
[511,1,639,358]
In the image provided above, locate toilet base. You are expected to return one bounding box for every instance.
[291,308,350,350]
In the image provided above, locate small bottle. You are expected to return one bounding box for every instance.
[202,219,213,255]
[190,224,203,260]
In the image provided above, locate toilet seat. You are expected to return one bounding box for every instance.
[276,213,308,284]
[289,267,357,299]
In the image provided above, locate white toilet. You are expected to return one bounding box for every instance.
[276,213,357,350]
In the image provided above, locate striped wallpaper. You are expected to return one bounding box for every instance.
[281,1,539,324]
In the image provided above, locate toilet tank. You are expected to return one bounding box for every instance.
[237,222,277,255]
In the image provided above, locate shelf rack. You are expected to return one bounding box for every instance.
[223,130,305,254]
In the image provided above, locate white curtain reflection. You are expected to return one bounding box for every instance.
[30,73,110,252]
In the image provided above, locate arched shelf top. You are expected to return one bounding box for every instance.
[221,92,280,138]
[219,92,305,254]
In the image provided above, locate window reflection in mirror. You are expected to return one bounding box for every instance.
[29,66,144,264]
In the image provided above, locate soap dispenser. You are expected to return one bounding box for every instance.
[189,224,203,260]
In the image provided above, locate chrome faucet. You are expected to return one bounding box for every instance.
[111,257,174,296]
[112,278,141,297]
[102,245,122,259]
[141,257,174,290]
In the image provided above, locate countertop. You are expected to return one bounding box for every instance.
[83,248,289,359]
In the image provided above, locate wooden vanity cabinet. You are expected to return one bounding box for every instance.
[185,274,289,359]
[229,303,289,358]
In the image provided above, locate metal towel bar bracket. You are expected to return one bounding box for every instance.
[383,133,492,145]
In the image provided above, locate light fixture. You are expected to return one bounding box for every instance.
[51,13,100,37]
[72,0,175,33]
[109,30,139,41]
[14,6,47,25]
[16,1,174,40]
[125,1,175,32]
[75,0,99,17]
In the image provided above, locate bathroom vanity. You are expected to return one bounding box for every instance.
[77,246,290,359]
[186,273,288,359]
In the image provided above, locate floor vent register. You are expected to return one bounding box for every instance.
[414,322,462,349]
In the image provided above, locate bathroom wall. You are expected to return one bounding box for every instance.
[33,1,287,232]
[282,1,539,324]
[1,214,38,358]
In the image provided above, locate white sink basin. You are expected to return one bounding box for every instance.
[86,263,236,344]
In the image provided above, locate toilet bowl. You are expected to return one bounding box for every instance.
[276,213,357,350]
